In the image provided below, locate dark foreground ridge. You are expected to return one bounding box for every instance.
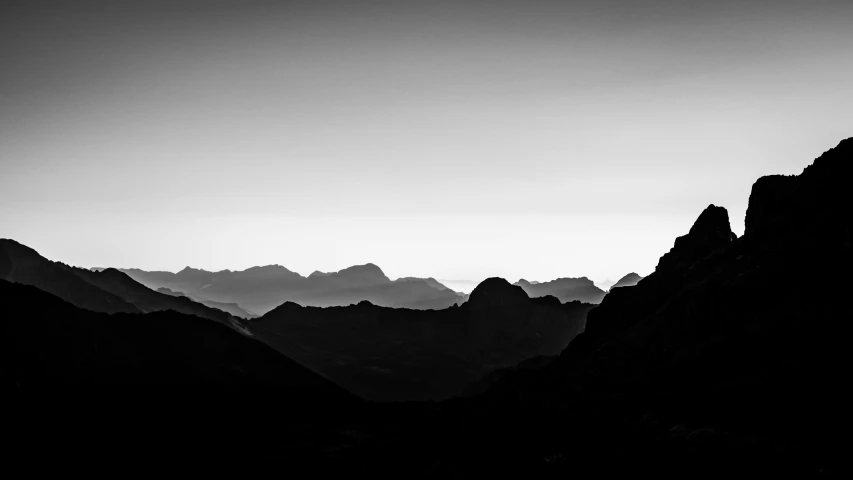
[1,279,364,472]
[251,278,593,401]
[2,137,851,476]
[397,137,852,477]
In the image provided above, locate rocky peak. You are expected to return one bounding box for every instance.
[467,277,529,310]
[655,204,735,273]
[745,138,852,252]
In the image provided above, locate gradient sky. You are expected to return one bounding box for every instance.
[2,1,852,288]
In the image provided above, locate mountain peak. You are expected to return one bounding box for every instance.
[688,204,733,238]
[177,266,206,275]
[745,137,852,243]
[610,272,642,290]
[468,277,529,310]
[655,204,735,273]
[334,263,390,282]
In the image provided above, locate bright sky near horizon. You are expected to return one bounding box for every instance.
[2,1,852,287]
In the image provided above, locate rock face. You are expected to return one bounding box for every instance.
[433,138,853,476]
[513,276,607,303]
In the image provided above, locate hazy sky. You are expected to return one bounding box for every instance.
[2,1,852,287]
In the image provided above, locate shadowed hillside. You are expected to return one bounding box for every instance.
[368,137,853,477]
[0,239,240,329]
[251,278,593,401]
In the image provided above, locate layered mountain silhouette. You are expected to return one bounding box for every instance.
[0,279,352,392]
[608,272,642,290]
[251,278,593,401]
[5,137,851,475]
[513,276,606,303]
[156,286,258,319]
[121,263,466,315]
[1,278,365,471]
[0,239,243,330]
[382,138,853,476]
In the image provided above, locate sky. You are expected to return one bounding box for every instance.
[2,0,852,289]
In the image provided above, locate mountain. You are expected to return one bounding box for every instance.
[608,272,642,290]
[156,287,258,319]
[121,262,466,314]
[0,239,240,328]
[250,279,594,401]
[1,279,365,471]
[396,276,450,291]
[513,276,607,303]
[381,138,853,476]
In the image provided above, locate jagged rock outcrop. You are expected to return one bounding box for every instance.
[447,138,853,477]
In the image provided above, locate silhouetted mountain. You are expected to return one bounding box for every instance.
[2,279,365,471]
[156,286,258,319]
[608,272,642,290]
[396,276,450,291]
[250,279,593,401]
[514,276,606,303]
[0,279,352,391]
[122,262,466,314]
[0,240,242,329]
[468,277,529,310]
[386,138,853,476]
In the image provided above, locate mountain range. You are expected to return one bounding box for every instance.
[374,137,852,476]
[0,239,246,331]
[513,276,607,303]
[3,137,851,475]
[252,278,593,401]
[120,263,467,315]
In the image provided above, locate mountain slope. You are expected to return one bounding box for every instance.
[609,272,642,290]
[157,287,258,319]
[1,239,140,314]
[251,279,593,401]
[408,137,853,477]
[0,239,239,327]
[1,279,365,471]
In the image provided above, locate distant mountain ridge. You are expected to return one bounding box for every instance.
[513,276,607,303]
[121,263,466,314]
